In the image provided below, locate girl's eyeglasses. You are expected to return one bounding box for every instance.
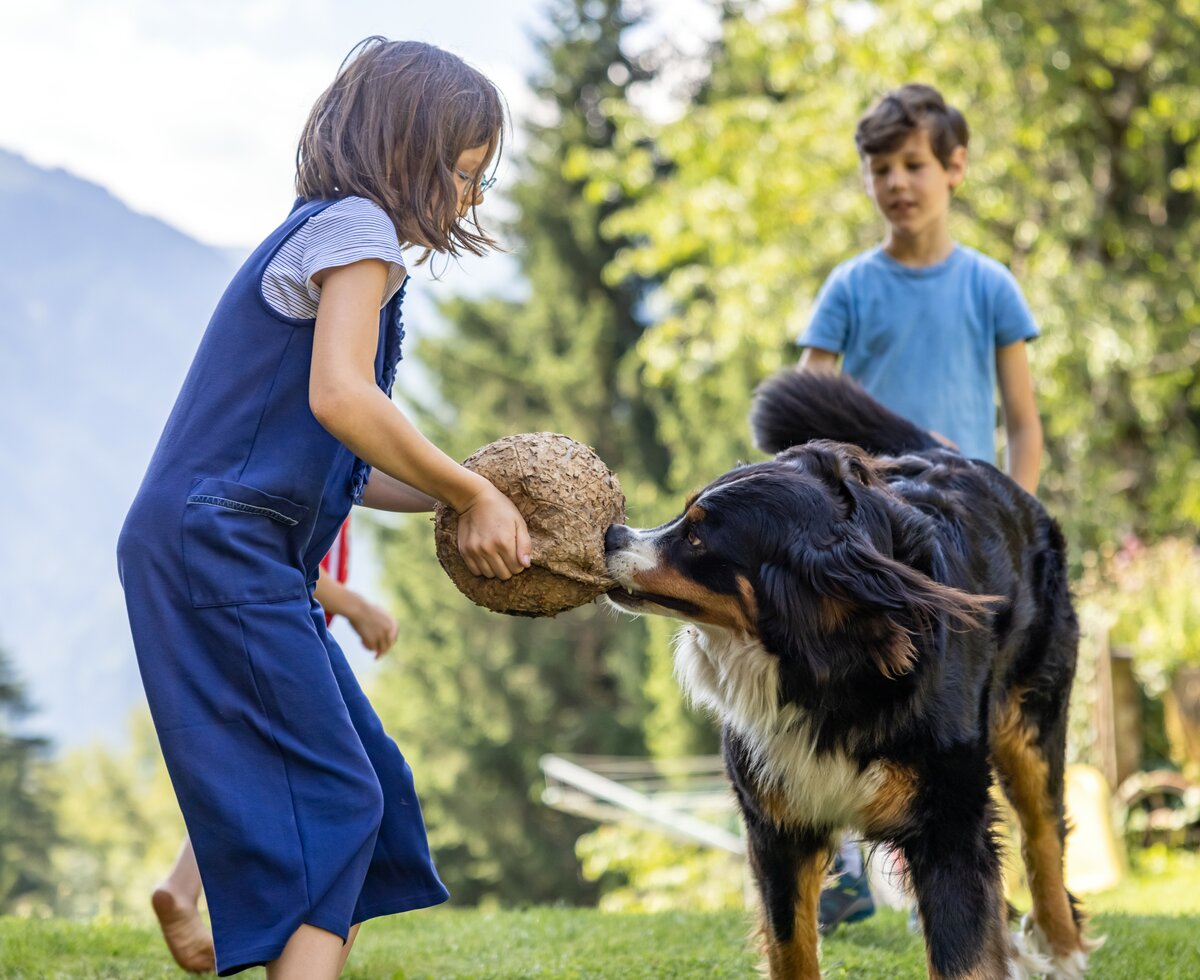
[456,169,497,197]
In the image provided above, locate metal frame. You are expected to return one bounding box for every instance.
[539,753,745,854]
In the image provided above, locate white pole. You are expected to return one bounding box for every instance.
[539,754,745,854]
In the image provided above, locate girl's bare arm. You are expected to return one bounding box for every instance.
[309,259,530,579]
[360,471,438,512]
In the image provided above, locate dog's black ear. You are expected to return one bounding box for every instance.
[777,442,889,529]
[765,530,995,679]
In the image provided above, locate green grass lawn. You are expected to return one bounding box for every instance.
[2,856,1197,979]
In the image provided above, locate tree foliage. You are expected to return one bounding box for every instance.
[376,0,1197,907]
[49,711,185,920]
[598,0,1199,555]
[370,0,712,907]
[0,647,58,914]
[983,0,1200,547]
[5,0,1193,922]
[1080,537,1200,698]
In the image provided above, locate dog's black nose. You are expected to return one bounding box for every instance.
[604,524,632,553]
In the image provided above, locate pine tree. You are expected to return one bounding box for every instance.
[370,0,697,905]
[0,647,58,913]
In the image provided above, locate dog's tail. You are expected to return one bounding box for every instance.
[750,369,941,456]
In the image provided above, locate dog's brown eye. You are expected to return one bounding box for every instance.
[687,530,702,548]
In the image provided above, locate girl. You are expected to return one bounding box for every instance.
[117,37,529,978]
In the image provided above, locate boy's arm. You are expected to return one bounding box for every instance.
[798,268,850,370]
[798,347,840,372]
[996,340,1043,495]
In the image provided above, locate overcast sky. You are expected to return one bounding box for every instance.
[1,0,716,250]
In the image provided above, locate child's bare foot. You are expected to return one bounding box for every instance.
[151,884,215,973]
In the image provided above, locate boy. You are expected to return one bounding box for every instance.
[799,84,1044,930]
[801,83,1042,493]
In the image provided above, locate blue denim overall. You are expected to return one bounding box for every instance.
[117,198,448,975]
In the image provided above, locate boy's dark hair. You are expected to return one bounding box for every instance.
[296,37,506,261]
[855,84,969,168]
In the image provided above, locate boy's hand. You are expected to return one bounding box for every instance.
[457,483,532,580]
[347,600,399,659]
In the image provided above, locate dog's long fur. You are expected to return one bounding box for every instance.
[605,371,1098,979]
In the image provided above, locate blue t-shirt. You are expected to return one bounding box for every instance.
[799,244,1039,463]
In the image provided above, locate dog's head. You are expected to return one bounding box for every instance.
[605,442,993,696]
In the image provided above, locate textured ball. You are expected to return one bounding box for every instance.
[434,432,626,617]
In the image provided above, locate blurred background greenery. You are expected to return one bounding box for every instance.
[2,0,1198,926]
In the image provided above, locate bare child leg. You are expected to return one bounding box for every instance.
[266,924,348,980]
[338,924,362,974]
[151,835,216,973]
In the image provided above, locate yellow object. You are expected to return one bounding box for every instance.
[1064,764,1125,894]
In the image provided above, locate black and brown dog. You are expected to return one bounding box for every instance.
[604,371,1099,979]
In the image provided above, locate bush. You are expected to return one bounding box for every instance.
[576,822,745,912]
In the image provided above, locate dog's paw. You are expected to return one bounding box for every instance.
[1013,914,1102,979]
[1006,914,1055,978]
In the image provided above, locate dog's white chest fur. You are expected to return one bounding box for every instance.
[675,625,882,829]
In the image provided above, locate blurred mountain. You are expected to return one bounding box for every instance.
[0,148,501,750]
[0,147,243,748]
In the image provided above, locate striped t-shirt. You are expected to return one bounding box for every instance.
[261,196,407,318]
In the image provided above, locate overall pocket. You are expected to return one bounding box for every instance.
[181,478,309,608]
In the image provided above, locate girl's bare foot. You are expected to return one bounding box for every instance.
[152,884,216,973]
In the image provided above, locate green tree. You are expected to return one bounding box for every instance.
[370,0,710,906]
[980,0,1200,547]
[1077,536,1200,777]
[570,0,1198,910]
[0,647,58,914]
[50,710,185,920]
[598,0,1198,556]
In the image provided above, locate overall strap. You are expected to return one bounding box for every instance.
[243,197,341,285]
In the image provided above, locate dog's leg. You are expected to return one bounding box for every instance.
[744,818,832,980]
[903,762,1019,980]
[992,693,1101,978]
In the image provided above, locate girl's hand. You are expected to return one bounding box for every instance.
[456,483,532,580]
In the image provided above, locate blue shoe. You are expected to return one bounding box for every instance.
[818,854,876,934]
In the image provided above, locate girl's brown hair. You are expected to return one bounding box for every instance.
[296,37,505,260]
